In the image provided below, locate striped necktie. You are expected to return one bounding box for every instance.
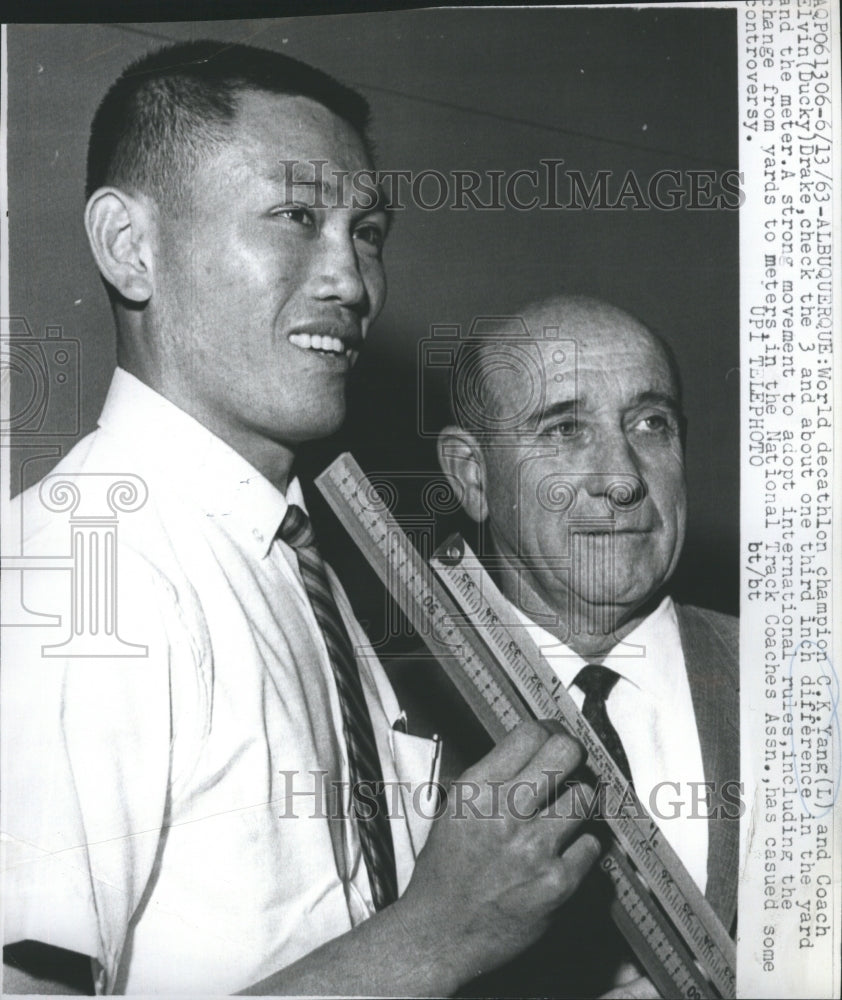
[573,664,635,788]
[279,503,398,910]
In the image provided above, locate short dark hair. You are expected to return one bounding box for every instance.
[86,40,372,207]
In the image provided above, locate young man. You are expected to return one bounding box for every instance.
[1,42,599,996]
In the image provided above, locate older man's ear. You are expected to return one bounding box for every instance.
[437,426,488,524]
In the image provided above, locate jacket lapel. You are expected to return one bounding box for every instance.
[676,604,740,932]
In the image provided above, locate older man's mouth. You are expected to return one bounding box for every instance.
[571,527,654,541]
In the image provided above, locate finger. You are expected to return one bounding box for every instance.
[599,976,660,999]
[537,831,601,907]
[562,831,601,876]
[508,728,585,813]
[460,719,574,785]
[613,962,642,987]
[537,782,596,854]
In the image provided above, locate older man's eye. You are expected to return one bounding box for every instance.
[636,414,674,433]
[548,419,578,438]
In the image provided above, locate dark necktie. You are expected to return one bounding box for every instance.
[278,504,398,910]
[573,664,635,788]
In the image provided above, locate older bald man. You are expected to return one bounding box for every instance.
[393,295,739,997]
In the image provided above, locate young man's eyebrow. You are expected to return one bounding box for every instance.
[267,168,389,214]
[266,171,338,198]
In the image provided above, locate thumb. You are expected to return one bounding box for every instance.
[600,976,660,1000]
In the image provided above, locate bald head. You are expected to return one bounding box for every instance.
[438,294,688,654]
[450,295,682,436]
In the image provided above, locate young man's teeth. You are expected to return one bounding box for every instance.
[289,333,347,354]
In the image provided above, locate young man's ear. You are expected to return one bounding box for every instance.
[437,425,488,523]
[84,188,155,303]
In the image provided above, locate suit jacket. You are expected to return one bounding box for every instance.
[384,601,739,997]
[675,604,739,932]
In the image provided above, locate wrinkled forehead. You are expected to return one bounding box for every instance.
[479,309,678,424]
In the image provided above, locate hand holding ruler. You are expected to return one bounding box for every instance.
[316,453,736,999]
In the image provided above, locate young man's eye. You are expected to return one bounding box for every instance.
[270,205,315,226]
[353,223,385,252]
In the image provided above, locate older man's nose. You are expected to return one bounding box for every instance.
[603,475,646,512]
[582,434,647,510]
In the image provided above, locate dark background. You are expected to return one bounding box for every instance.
[7,9,739,623]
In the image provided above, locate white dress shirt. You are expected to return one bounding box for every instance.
[2,369,438,993]
[512,596,709,893]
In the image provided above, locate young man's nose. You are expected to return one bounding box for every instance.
[309,232,369,310]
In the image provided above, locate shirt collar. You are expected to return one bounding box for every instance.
[97,368,303,558]
[511,594,679,694]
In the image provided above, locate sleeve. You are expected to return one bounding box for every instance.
[1,542,202,991]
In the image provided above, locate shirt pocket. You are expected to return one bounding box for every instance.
[388,728,442,880]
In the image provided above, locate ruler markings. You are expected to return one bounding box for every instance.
[316,454,734,999]
[431,537,735,996]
